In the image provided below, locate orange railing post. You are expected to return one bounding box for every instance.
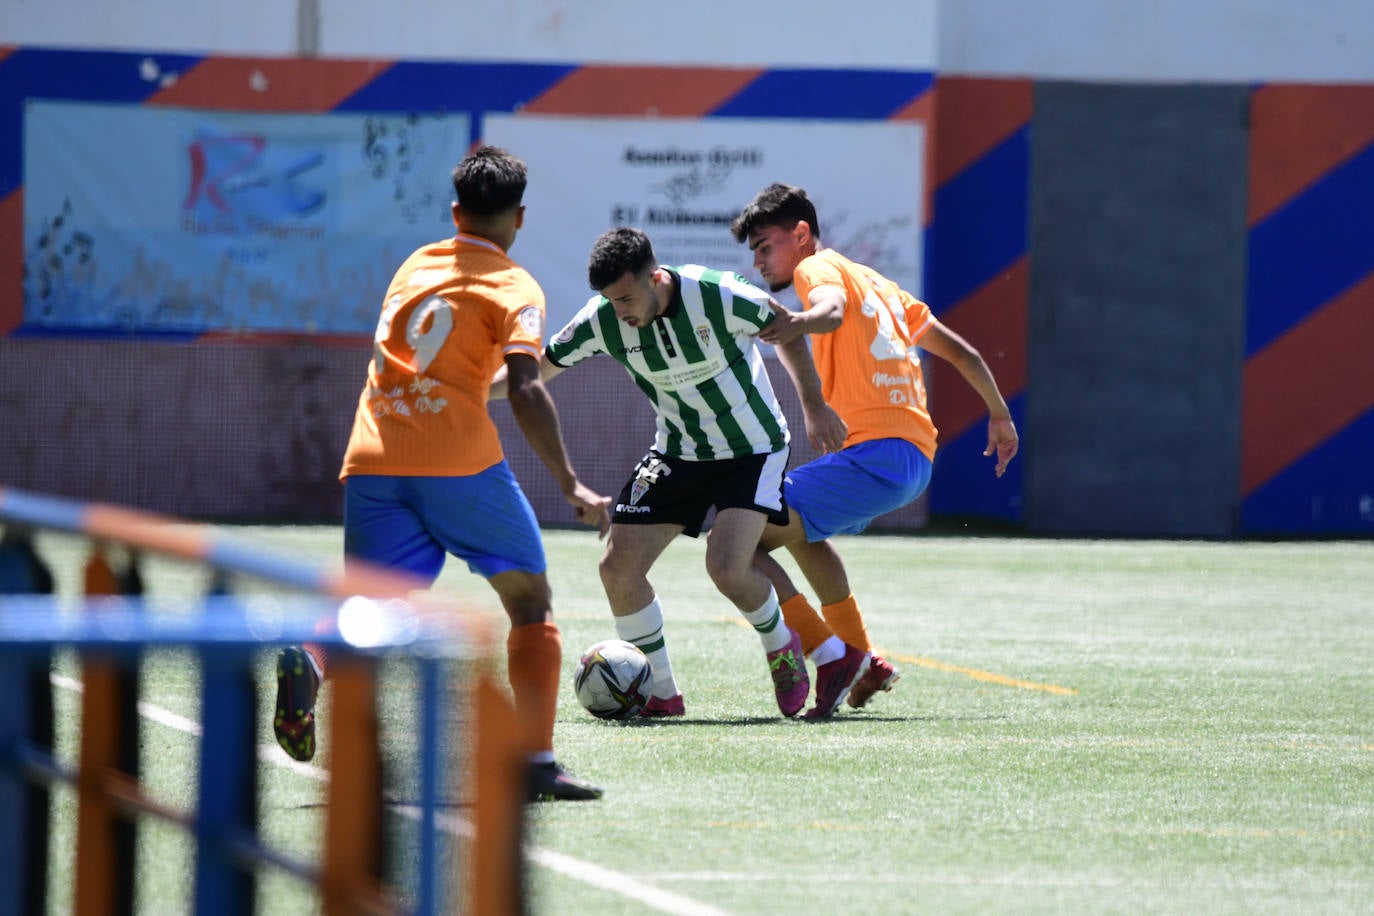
[321,655,390,915]
[469,672,526,916]
[74,543,138,916]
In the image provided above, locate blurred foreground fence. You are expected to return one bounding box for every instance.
[0,486,526,915]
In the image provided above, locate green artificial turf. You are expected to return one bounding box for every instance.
[26,528,1374,914]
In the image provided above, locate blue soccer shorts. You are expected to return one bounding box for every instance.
[343,462,547,584]
[784,438,933,541]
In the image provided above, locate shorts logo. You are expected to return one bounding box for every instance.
[629,456,672,505]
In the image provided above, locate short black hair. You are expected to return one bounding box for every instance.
[588,227,656,291]
[730,183,821,243]
[452,145,527,216]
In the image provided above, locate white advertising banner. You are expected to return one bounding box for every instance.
[483,114,925,334]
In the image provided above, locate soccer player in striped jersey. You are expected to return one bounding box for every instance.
[732,183,1019,716]
[494,227,846,718]
[275,146,610,802]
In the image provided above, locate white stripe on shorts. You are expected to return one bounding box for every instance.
[754,447,790,512]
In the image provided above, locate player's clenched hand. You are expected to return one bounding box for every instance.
[757,300,807,346]
[984,417,1019,477]
[804,403,848,454]
[565,482,612,538]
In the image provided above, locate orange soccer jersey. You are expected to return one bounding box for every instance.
[340,233,545,479]
[793,248,939,460]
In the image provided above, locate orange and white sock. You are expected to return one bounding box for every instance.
[779,594,838,660]
[820,594,872,654]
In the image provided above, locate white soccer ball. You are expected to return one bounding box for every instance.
[573,639,652,720]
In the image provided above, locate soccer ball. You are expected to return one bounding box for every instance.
[573,639,652,720]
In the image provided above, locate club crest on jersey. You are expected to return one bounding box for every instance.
[518,306,543,336]
[695,325,712,347]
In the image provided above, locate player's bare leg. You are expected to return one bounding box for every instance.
[756,521,879,716]
[752,542,867,719]
[489,568,601,801]
[600,522,686,714]
[707,508,808,716]
[780,539,900,708]
[752,549,802,603]
[783,538,851,607]
[703,507,773,611]
[785,539,901,708]
[599,522,679,615]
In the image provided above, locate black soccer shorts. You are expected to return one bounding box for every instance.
[611,448,790,536]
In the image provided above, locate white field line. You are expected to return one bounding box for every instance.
[649,873,1374,891]
[49,673,731,916]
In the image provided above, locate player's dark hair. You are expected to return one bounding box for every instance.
[587,227,657,290]
[452,145,527,216]
[730,183,821,243]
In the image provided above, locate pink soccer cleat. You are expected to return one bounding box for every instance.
[766,629,810,717]
[846,653,901,709]
[804,643,871,720]
[639,693,685,718]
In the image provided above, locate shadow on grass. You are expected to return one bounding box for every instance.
[288,799,479,810]
[618,715,782,727]
[800,712,1012,724]
[595,712,1009,726]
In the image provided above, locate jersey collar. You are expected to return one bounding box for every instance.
[657,268,683,321]
[454,232,504,255]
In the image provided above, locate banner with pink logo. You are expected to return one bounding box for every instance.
[22,100,469,334]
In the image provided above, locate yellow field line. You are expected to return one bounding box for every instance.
[721,617,1078,695]
[881,650,1078,695]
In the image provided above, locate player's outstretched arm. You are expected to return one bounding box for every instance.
[489,354,566,400]
[757,290,844,346]
[919,320,1019,477]
[772,331,847,454]
[504,353,610,534]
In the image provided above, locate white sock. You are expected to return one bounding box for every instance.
[527,750,554,765]
[740,588,791,653]
[809,635,845,667]
[614,598,680,699]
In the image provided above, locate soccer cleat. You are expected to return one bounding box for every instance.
[803,643,871,720]
[639,693,685,718]
[846,653,901,709]
[766,629,810,718]
[274,646,319,762]
[527,761,604,802]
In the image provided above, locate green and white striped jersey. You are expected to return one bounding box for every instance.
[545,265,789,461]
